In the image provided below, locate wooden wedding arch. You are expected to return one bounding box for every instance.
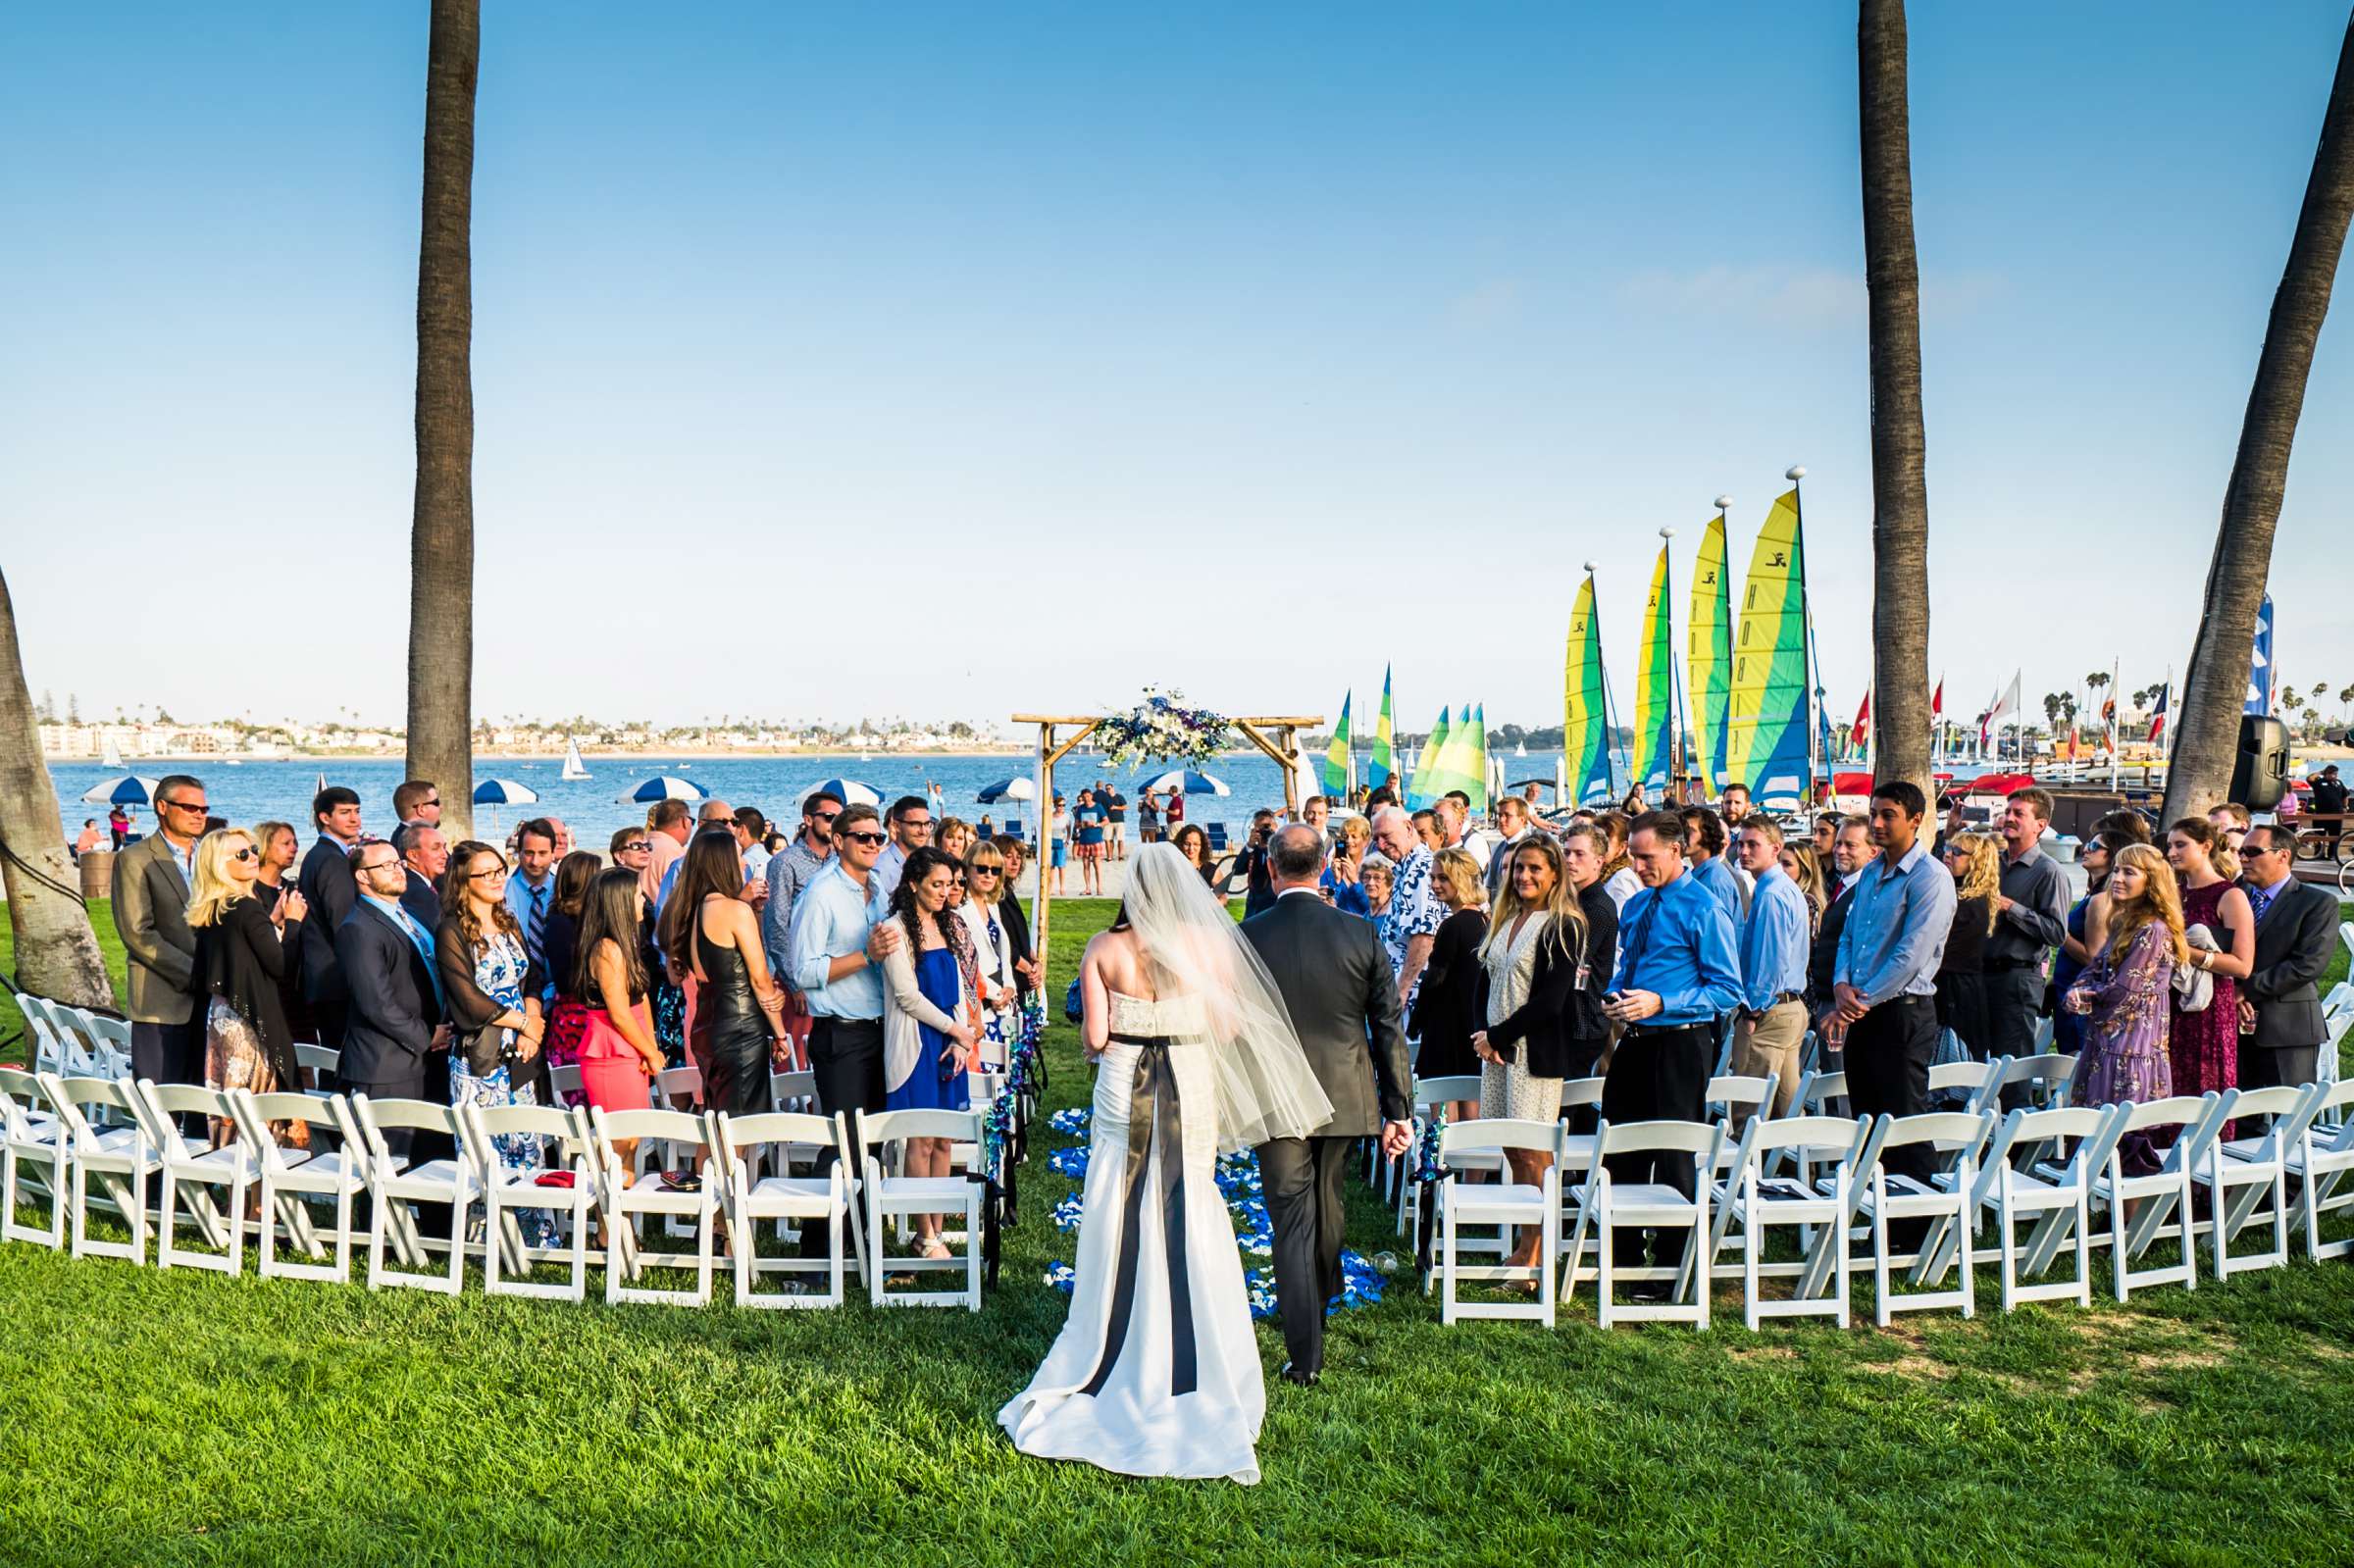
[1010,712,1321,990]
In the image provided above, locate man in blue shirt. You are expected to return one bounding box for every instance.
[1832,779,1956,1236]
[1729,817,1811,1119]
[1600,810,1743,1280]
[1680,806,1747,924]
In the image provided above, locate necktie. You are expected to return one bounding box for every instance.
[528,883,547,960]
[1621,893,1662,986]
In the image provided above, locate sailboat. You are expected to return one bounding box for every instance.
[1406,706,1451,811]
[1321,691,1355,800]
[1689,501,1733,793]
[100,733,125,770]
[1631,536,1677,793]
[1513,740,1526,757]
[561,735,590,781]
[1366,666,1396,793]
[1724,478,1818,808]
[1562,568,1618,806]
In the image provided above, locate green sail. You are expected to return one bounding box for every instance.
[1689,513,1731,790]
[1562,574,1612,805]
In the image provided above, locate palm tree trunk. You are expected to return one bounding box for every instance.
[2164,14,2354,823]
[405,0,480,839]
[0,569,115,1009]
[1859,0,1933,808]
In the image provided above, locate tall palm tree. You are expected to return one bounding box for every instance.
[0,569,115,1008]
[404,0,481,838]
[1859,0,1933,807]
[2164,13,2354,822]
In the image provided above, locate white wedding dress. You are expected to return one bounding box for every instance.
[998,988,1267,1485]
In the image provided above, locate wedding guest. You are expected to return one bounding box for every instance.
[1777,840,1828,932]
[2054,831,2130,1054]
[882,846,977,1260]
[667,828,791,1120]
[1719,783,1752,827]
[1471,835,1596,1271]
[2064,844,2183,1118]
[1321,814,1373,916]
[1935,831,2001,1061]
[1164,786,1186,833]
[1812,811,1842,858]
[790,802,902,1248]
[114,774,208,1096]
[435,841,550,1229]
[2091,807,2154,846]
[187,828,308,1145]
[335,842,446,1145]
[1360,855,1396,938]
[1985,787,2070,1067]
[2236,824,2337,1089]
[1484,794,1539,899]
[1680,806,1745,923]
[394,820,448,931]
[1810,819,1872,1024]
[252,819,299,909]
[1137,787,1162,844]
[640,798,691,903]
[1048,793,1069,895]
[1620,784,1648,814]
[1235,808,1280,918]
[1071,791,1107,896]
[878,795,934,898]
[609,826,653,885]
[1371,806,1443,1008]
[1599,811,1742,1280]
[956,840,1020,1070]
[937,817,976,865]
[1300,794,1331,841]
[1170,822,1215,889]
[2165,818,2254,1106]
[504,820,560,971]
[1104,784,1129,861]
[1407,848,1488,1123]
[573,869,662,1191]
[1411,808,1444,853]
[1595,811,1642,910]
[735,807,773,882]
[1831,783,1956,1238]
[392,779,442,828]
[1434,792,1490,876]
[653,799,751,916]
[2206,801,2252,863]
[1554,820,1620,1125]
[73,819,100,859]
[537,850,603,1102]
[991,835,1042,998]
[1730,818,1810,1116]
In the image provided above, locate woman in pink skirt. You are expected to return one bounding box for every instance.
[574,869,664,1134]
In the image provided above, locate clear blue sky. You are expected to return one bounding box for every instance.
[5,1,2350,734]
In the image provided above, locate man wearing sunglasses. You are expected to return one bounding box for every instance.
[787,801,904,1251]
[2236,824,2337,1090]
[392,779,442,828]
[112,773,208,1094]
[763,790,844,1046]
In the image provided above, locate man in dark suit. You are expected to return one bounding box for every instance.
[298,785,366,1050]
[334,841,446,1155]
[2236,825,2338,1089]
[393,821,447,931]
[1809,818,1870,1022]
[1239,826,1412,1386]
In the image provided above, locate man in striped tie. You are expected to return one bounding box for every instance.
[504,817,559,970]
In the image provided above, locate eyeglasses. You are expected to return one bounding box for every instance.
[469,864,508,881]
[162,798,208,813]
[619,840,650,853]
[844,831,889,846]
[229,847,259,862]
[358,859,402,876]
[901,820,933,833]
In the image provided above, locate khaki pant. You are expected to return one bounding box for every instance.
[1728,1000,1807,1119]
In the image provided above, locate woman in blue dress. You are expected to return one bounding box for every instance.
[881,846,976,1260]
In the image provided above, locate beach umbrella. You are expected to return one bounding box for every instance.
[80,775,161,806]
[472,779,540,806]
[798,777,885,808]
[618,775,707,805]
[1138,768,1230,796]
[975,777,1035,804]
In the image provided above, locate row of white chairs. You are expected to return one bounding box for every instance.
[1428,1077,2354,1331]
[0,1066,990,1311]
[13,993,132,1085]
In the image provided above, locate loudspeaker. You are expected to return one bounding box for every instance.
[2228,715,2290,811]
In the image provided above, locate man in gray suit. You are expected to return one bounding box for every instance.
[110,773,209,1091]
[2236,825,2339,1089]
[1240,825,1412,1386]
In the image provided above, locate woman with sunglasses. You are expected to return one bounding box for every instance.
[188,828,310,1146]
[436,840,553,1239]
[955,840,1020,1071]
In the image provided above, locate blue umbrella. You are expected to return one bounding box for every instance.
[798,777,884,808]
[473,779,540,806]
[80,775,161,806]
[1138,768,1230,796]
[619,775,707,805]
[975,777,1035,805]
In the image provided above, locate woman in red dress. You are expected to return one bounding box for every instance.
[2164,818,2255,1121]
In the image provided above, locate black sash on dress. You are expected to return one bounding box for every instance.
[1080,1032,1199,1398]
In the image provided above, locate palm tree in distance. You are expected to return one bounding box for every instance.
[2164,13,2354,822]
[1858,0,1934,807]
[404,0,481,838]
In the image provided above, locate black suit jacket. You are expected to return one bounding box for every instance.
[1239,890,1411,1138]
[2245,880,2337,1051]
[1809,875,1859,1012]
[400,869,443,934]
[298,836,360,1004]
[333,898,441,1087]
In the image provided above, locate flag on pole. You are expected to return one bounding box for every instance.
[1980,672,2020,750]
[2148,683,2170,744]
[1850,688,1871,749]
[1931,678,1943,719]
[2245,593,2276,715]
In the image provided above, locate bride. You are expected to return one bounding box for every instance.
[998,842,1331,1485]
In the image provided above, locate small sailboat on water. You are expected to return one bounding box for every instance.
[100,733,125,769]
[562,735,590,781]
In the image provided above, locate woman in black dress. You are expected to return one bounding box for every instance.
[659,828,790,1120]
[187,828,310,1147]
[1407,846,1489,1127]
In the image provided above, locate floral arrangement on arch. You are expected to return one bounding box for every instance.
[1094,688,1233,769]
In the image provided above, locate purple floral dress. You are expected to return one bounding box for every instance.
[2069,921,2175,1109]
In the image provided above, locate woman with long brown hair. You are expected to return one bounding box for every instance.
[662,829,791,1119]
[2064,843,2185,1116]
[436,839,551,1239]
[537,849,605,1105]
[2164,817,2255,1106]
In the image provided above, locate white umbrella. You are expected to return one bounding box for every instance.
[81,775,161,806]
[1138,768,1231,796]
[619,775,707,805]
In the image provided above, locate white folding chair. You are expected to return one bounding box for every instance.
[1969,1053,2080,1117]
[769,1068,818,1113]
[1707,1072,1780,1127]
[234,1090,366,1284]
[294,1042,340,1095]
[134,1081,252,1275]
[2196,1083,2327,1280]
[465,1100,595,1301]
[545,1062,583,1106]
[2074,1093,2230,1300]
[1563,1119,1720,1328]
[1927,1058,1998,1113]
[2290,1081,2354,1260]
[40,1072,160,1263]
[589,1105,718,1305]
[77,1014,137,1083]
[1864,1111,1992,1324]
[1400,1075,1487,1245]
[714,1109,857,1308]
[1433,1118,1562,1327]
[859,1108,984,1310]
[350,1095,480,1294]
[1983,1105,2124,1311]
[1727,1115,1870,1328]
[13,994,67,1076]
[0,1064,66,1248]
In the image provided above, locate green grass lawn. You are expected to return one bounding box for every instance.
[4,900,2354,1564]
